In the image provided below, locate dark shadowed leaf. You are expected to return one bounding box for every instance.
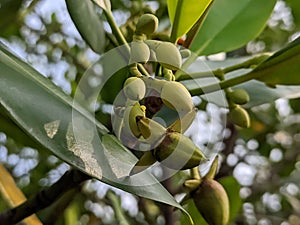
[0,0,22,38]
[66,0,105,53]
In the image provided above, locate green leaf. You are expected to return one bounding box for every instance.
[218,176,242,222]
[66,0,105,53]
[182,2,214,49]
[190,0,276,55]
[93,0,111,11]
[181,200,208,225]
[250,37,300,86]
[167,0,213,42]
[100,68,129,104]
[0,109,43,150]
[0,43,193,224]
[100,47,129,104]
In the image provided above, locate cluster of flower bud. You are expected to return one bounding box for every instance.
[116,75,205,173]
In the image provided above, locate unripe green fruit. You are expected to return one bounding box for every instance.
[160,81,193,112]
[123,77,146,101]
[153,131,205,170]
[129,41,150,64]
[192,178,230,225]
[228,89,250,105]
[135,14,159,35]
[228,105,250,128]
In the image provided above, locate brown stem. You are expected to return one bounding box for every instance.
[160,168,177,225]
[160,203,175,225]
[0,169,90,225]
[215,122,239,179]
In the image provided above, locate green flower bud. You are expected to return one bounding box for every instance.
[123,77,146,101]
[228,89,250,105]
[160,81,194,113]
[145,40,182,70]
[135,14,159,35]
[157,42,182,70]
[129,41,150,64]
[228,105,250,128]
[192,178,230,225]
[153,131,205,170]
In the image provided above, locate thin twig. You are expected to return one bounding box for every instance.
[0,169,90,225]
[160,168,176,225]
[215,122,238,179]
[107,191,131,225]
